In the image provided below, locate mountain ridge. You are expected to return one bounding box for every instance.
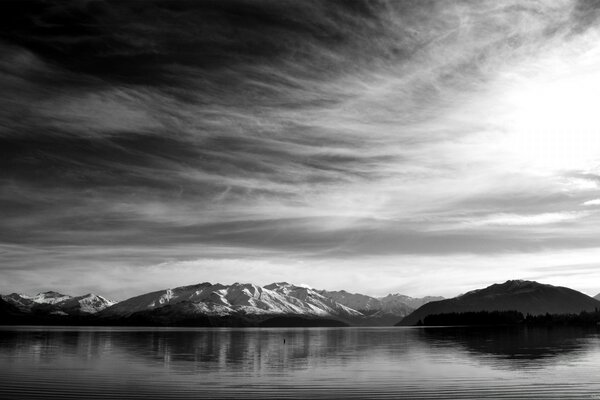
[1,282,437,326]
[398,280,600,326]
[2,291,115,315]
[318,289,443,318]
[5,280,595,327]
[102,281,364,320]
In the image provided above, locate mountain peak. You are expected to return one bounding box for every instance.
[264,282,297,291]
[494,279,537,289]
[265,282,291,287]
[31,291,72,304]
[75,293,115,303]
[39,290,65,295]
[499,279,536,286]
[381,293,409,299]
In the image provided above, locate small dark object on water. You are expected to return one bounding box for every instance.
[283,338,286,344]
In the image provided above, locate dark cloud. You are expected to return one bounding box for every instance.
[0,0,421,87]
[570,0,600,34]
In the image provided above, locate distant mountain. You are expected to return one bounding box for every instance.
[318,290,443,320]
[318,290,384,313]
[380,294,444,310]
[59,294,117,315]
[0,282,442,326]
[100,282,362,326]
[4,281,598,327]
[2,291,115,316]
[102,282,361,318]
[3,291,70,310]
[398,280,600,326]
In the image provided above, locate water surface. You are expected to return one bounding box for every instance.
[1,326,600,399]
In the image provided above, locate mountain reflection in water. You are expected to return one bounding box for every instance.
[1,326,600,399]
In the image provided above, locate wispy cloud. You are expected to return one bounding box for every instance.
[466,212,587,226]
[2,0,600,297]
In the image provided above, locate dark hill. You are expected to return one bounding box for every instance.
[398,280,600,326]
[0,297,26,319]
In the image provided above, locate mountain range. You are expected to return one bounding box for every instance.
[0,282,438,326]
[2,291,115,316]
[398,280,600,326]
[2,280,599,327]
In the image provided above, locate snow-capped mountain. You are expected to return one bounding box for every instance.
[1,282,443,326]
[29,291,72,305]
[2,291,115,315]
[59,294,116,314]
[103,282,362,319]
[265,282,362,317]
[3,291,72,310]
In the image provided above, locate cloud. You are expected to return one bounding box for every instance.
[582,199,600,206]
[467,212,587,226]
[2,0,600,296]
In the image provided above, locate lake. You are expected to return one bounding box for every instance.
[1,326,600,399]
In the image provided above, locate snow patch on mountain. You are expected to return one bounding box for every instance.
[30,291,73,304]
[68,294,116,314]
[104,282,363,318]
[1,291,115,314]
[1,283,441,323]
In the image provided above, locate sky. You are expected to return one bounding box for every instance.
[2,0,600,300]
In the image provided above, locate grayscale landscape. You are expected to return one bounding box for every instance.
[2,0,600,398]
